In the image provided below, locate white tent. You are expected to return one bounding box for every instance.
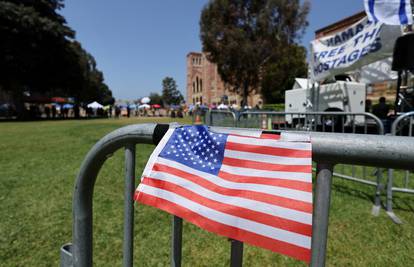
[141,97,151,104]
[138,104,150,109]
[217,103,229,110]
[87,101,103,109]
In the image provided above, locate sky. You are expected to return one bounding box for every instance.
[61,0,364,100]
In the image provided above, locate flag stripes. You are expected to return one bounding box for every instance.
[217,171,313,192]
[137,192,311,262]
[135,126,313,263]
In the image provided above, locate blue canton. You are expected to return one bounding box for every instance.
[159,125,228,175]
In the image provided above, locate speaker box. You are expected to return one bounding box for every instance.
[392,33,414,72]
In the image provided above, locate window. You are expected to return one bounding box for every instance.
[200,79,203,92]
[193,82,195,93]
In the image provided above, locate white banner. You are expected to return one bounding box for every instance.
[310,17,401,82]
[357,57,398,84]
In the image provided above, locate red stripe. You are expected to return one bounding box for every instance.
[225,141,311,158]
[229,133,281,140]
[152,163,312,213]
[222,157,312,173]
[218,171,312,192]
[136,193,311,263]
[260,133,281,140]
[142,178,312,236]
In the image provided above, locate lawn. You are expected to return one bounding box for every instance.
[0,117,413,266]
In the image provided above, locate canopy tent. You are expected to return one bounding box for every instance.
[152,104,161,108]
[217,103,229,110]
[140,97,150,104]
[87,101,103,109]
[62,104,74,109]
[138,104,150,109]
[128,104,137,109]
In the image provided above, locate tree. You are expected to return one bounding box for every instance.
[200,0,310,104]
[0,0,113,117]
[162,77,183,105]
[149,92,163,106]
[261,44,308,103]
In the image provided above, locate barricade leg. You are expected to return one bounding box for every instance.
[171,216,183,267]
[371,169,383,216]
[386,169,402,224]
[230,239,243,267]
[311,163,334,267]
[123,144,136,267]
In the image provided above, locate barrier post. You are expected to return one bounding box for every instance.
[123,144,136,267]
[230,239,243,267]
[311,163,334,267]
[171,216,183,267]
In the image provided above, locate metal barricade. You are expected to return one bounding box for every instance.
[386,111,414,223]
[205,110,237,127]
[60,123,414,267]
[236,111,386,215]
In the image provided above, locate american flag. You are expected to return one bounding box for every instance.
[135,125,312,262]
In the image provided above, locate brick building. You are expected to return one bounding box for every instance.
[186,52,262,107]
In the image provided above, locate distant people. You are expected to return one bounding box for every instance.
[108,106,112,118]
[177,109,183,118]
[52,105,56,118]
[372,97,390,119]
[45,106,50,118]
[365,99,372,113]
[62,107,68,118]
[74,104,80,118]
[115,106,121,118]
[127,106,131,118]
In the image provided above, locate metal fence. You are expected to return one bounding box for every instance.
[60,123,414,267]
[207,110,386,215]
[386,111,414,223]
[193,109,237,126]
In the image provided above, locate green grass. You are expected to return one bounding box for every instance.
[0,117,413,266]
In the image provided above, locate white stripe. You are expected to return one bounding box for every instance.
[155,158,312,203]
[211,127,263,137]
[142,127,175,178]
[227,135,311,151]
[280,132,311,142]
[220,165,312,182]
[146,171,312,224]
[224,149,312,165]
[139,184,311,249]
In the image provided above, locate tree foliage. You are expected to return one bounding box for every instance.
[200,0,310,104]
[0,0,113,115]
[261,44,308,103]
[149,92,163,106]
[161,77,183,105]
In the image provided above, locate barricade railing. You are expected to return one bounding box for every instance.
[60,123,414,267]
[206,110,237,127]
[213,110,385,215]
[386,111,414,223]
